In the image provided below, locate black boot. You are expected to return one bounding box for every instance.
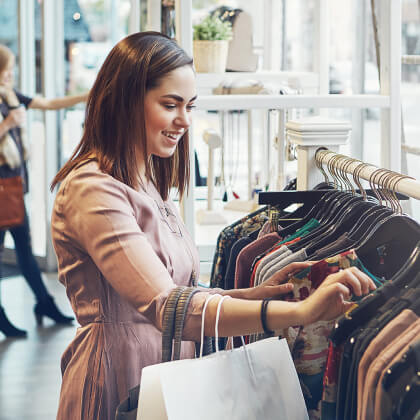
[0,306,27,338]
[34,295,74,326]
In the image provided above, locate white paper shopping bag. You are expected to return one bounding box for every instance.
[160,337,308,420]
[138,295,309,420]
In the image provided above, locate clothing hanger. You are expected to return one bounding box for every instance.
[355,214,420,278]
[274,149,342,233]
[289,155,369,251]
[348,168,401,246]
[312,153,351,223]
[347,168,396,242]
[304,199,375,256]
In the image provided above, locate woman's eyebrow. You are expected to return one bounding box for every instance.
[161,94,198,102]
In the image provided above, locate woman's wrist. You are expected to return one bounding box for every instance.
[266,300,305,331]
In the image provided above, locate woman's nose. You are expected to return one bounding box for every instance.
[174,111,191,128]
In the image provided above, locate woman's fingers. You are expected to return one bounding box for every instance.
[272,283,294,296]
[299,267,377,323]
[259,283,294,299]
[323,267,376,297]
[265,261,318,286]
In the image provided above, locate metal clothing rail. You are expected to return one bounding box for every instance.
[315,149,420,201]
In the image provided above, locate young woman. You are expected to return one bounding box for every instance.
[0,44,88,337]
[50,32,375,420]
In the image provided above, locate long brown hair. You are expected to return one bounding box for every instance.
[51,32,193,200]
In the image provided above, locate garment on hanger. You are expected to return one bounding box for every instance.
[210,176,420,420]
[210,206,269,288]
[377,338,420,420]
[234,232,281,289]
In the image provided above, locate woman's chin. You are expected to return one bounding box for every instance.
[152,148,177,159]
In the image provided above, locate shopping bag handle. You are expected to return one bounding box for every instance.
[214,295,232,352]
[199,294,256,381]
[200,294,221,358]
[214,296,257,381]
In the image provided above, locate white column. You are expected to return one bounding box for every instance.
[18,0,35,96]
[175,0,192,55]
[41,0,64,271]
[276,110,286,190]
[379,0,401,171]
[313,0,330,96]
[147,0,161,31]
[263,0,282,71]
[128,0,141,34]
[247,110,253,199]
[263,0,273,70]
[351,0,366,160]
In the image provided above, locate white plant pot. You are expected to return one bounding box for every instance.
[193,40,229,73]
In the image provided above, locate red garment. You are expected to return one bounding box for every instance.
[234,232,281,289]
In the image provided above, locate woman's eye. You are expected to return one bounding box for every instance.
[164,104,176,110]
[187,104,196,111]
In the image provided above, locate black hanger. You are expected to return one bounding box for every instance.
[288,194,365,251]
[355,215,420,278]
[347,206,393,242]
[304,200,375,256]
[324,206,393,257]
[389,241,420,287]
[313,190,357,225]
[275,190,340,237]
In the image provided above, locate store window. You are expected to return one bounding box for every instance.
[61,0,133,164]
[401,0,420,219]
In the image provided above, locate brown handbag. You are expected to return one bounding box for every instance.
[0,176,25,230]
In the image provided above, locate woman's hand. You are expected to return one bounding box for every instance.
[297,266,377,325]
[249,262,315,300]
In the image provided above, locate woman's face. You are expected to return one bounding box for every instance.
[0,56,15,88]
[143,65,196,159]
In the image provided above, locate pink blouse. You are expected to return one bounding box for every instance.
[52,161,221,420]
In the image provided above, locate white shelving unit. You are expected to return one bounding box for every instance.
[150,0,401,272]
[195,71,319,95]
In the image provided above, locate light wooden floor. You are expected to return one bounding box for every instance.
[0,272,77,420]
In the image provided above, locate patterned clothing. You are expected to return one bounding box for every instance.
[210,208,269,289]
[0,90,32,193]
[279,250,380,419]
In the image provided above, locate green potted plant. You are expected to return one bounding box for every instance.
[193,14,233,73]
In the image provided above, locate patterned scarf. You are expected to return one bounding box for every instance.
[0,86,28,169]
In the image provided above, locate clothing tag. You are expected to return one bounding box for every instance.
[376,244,387,265]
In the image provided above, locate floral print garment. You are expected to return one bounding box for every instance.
[279,250,379,419]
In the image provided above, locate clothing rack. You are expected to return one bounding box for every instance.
[278,125,420,201]
[315,149,420,201]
